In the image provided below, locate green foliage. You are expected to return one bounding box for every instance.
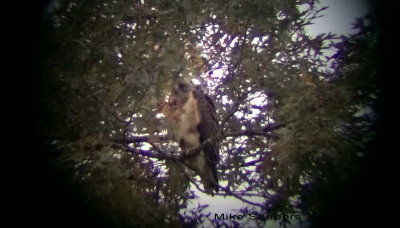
[38,0,380,227]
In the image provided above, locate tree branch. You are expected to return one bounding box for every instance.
[112,131,272,207]
[219,186,265,208]
[115,129,277,162]
[219,158,263,170]
[219,91,251,131]
[180,165,265,208]
[263,122,284,132]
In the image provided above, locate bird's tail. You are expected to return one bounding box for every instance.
[185,154,219,195]
[201,169,218,196]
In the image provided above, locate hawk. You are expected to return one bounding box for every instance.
[159,78,219,195]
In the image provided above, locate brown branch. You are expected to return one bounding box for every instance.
[263,122,284,132]
[117,135,169,144]
[175,129,276,163]
[219,158,263,170]
[224,130,277,138]
[114,129,276,164]
[219,91,251,131]
[113,134,269,207]
[134,147,178,161]
[219,186,265,208]
[180,164,266,207]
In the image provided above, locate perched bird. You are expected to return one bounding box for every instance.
[159,78,219,195]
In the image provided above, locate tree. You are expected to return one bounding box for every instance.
[36,0,382,227]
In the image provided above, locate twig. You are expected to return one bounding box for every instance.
[219,158,263,170]
[219,185,265,208]
[116,129,277,163]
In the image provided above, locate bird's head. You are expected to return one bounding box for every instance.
[170,78,194,103]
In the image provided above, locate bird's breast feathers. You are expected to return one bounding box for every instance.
[173,93,201,150]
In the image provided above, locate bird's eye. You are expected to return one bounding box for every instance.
[178,83,188,91]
